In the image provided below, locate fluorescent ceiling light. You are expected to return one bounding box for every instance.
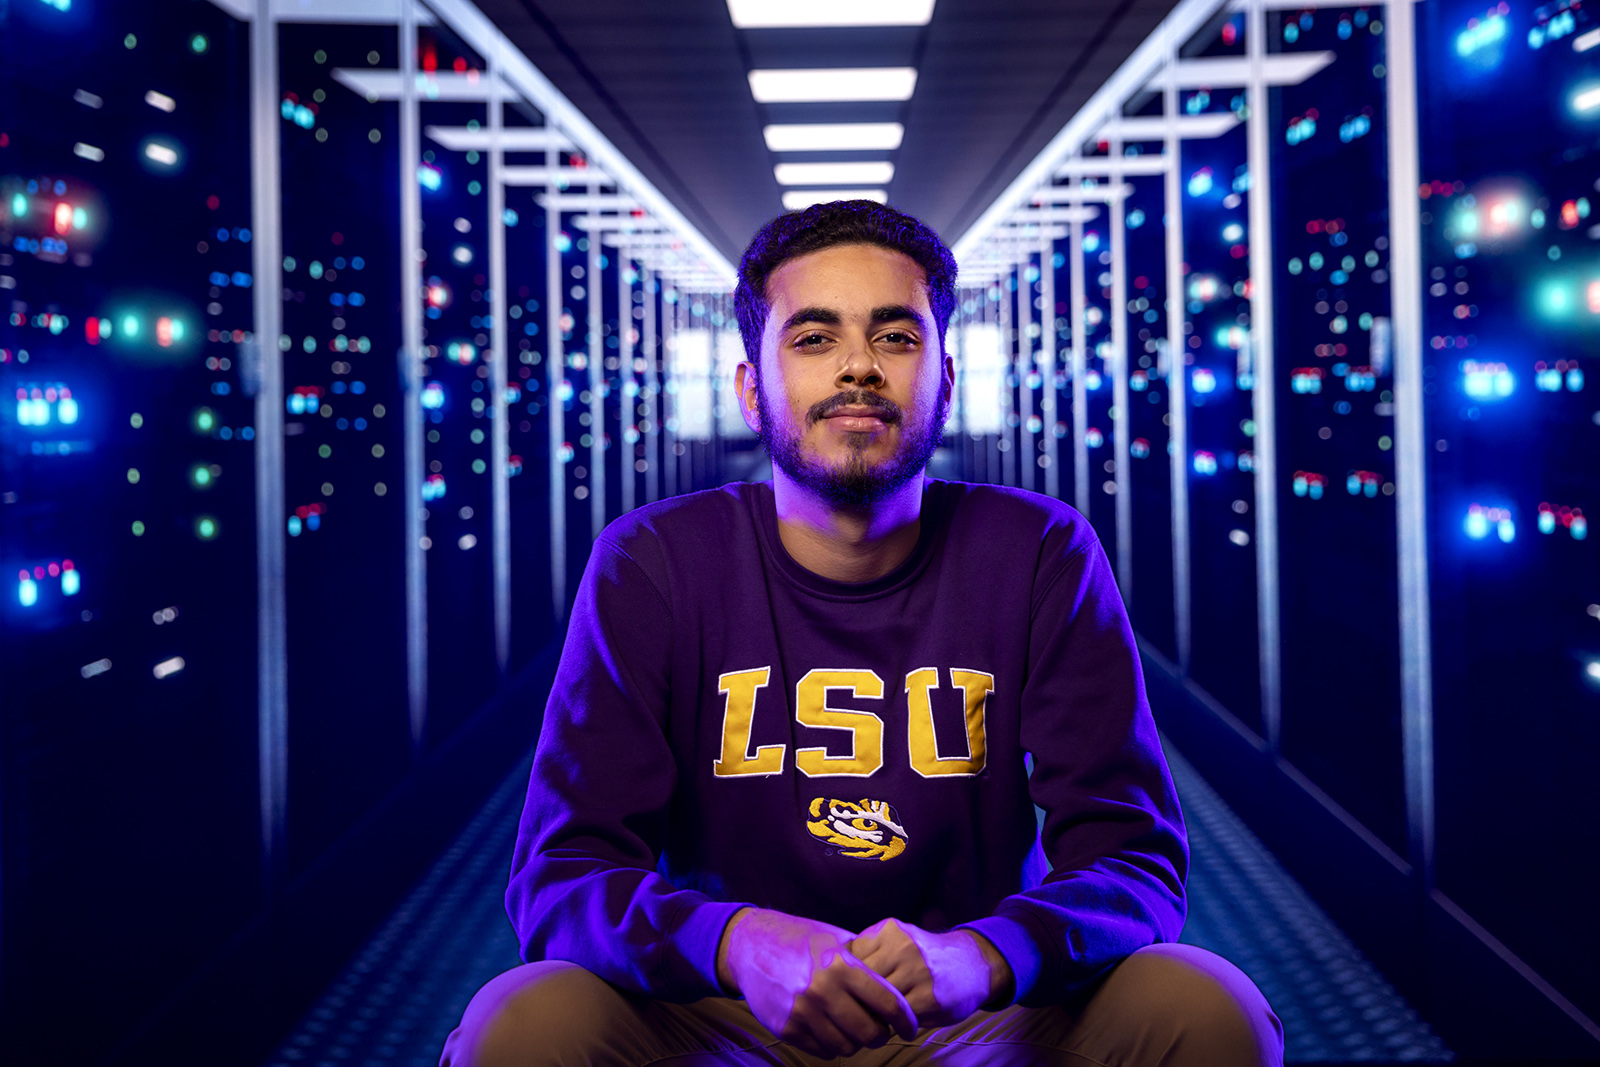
[764,123,904,152]
[748,67,917,103]
[775,161,894,186]
[728,0,934,28]
[145,90,176,112]
[782,189,888,210]
[1574,85,1600,113]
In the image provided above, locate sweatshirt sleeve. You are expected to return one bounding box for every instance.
[505,534,749,1002]
[958,526,1189,1007]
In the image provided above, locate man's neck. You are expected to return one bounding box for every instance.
[771,471,927,583]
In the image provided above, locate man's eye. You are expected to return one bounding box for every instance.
[879,331,919,346]
[796,333,829,347]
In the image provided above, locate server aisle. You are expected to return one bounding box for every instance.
[6,0,1598,1062]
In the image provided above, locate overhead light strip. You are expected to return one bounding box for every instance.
[748,67,917,103]
[764,123,904,152]
[782,189,888,210]
[727,0,935,29]
[774,161,894,186]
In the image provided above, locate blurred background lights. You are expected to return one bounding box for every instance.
[1462,360,1514,398]
[143,141,179,167]
[1465,504,1516,542]
[1456,11,1508,59]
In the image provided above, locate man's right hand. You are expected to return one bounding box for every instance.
[716,907,919,1058]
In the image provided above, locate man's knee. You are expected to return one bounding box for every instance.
[440,960,630,1067]
[1090,943,1284,1066]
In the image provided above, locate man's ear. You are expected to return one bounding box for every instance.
[942,352,955,406]
[735,360,762,435]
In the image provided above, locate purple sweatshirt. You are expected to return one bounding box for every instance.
[507,479,1188,1007]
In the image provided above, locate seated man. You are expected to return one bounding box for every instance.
[443,201,1284,1066]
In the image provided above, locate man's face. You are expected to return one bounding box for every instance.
[738,243,953,509]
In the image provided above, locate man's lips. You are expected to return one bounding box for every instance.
[825,413,890,431]
[820,402,896,420]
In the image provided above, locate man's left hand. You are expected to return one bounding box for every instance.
[848,918,1014,1029]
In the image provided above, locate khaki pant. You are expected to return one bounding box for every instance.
[440,943,1284,1066]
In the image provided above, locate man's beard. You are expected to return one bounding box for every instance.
[755,379,946,510]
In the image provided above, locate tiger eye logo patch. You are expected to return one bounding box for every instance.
[807,797,908,861]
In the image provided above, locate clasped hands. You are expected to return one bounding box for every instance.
[714,907,1014,1059]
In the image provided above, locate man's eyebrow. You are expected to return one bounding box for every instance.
[778,305,928,333]
[870,304,928,330]
[779,306,842,333]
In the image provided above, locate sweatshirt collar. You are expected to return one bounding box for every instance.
[747,479,948,601]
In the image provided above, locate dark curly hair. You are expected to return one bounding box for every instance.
[734,200,958,368]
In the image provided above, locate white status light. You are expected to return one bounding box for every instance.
[728,0,934,28]
[765,123,904,152]
[1573,85,1600,113]
[144,141,178,166]
[152,655,186,680]
[144,89,176,112]
[748,68,917,103]
[782,189,888,210]
[774,161,894,186]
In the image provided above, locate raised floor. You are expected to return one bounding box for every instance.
[264,738,1454,1066]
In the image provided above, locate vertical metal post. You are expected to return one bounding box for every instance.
[643,267,660,503]
[250,0,287,893]
[545,144,566,619]
[1165,55,1193,675]
[399,4,428,750]
[1070,177,1090,518]
[986,285,998,485]
[663,290,677,498]
[1040,229,1059,499]
[1018,251,1035,492]
[486,54,510,677]
[618,250,635,514]
[587,180,605,535]
[951,297,965,476]
[1386,0,1435,889]
[1247,0,1283,754]
[1110,136,1132,601]
[999,266,1015,487]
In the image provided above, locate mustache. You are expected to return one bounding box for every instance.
[807,390,902,426]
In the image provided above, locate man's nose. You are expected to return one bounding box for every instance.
[836,337,884,388]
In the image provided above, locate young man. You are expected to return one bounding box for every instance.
[442,201,1283,1065]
